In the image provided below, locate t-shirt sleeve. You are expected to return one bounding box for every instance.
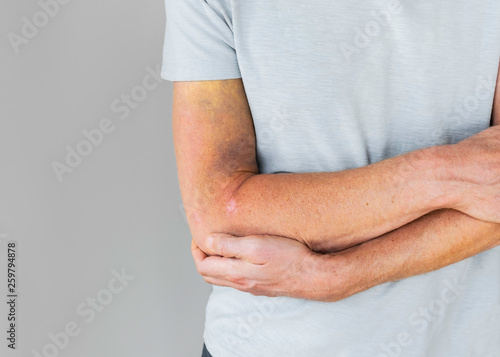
[161,0,241,82]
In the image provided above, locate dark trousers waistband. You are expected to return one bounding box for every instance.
[202,343,213,357]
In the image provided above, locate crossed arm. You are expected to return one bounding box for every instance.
[175,64,500,301]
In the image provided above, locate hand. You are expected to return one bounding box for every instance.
[191,233,344,301]
[444,125,500,223]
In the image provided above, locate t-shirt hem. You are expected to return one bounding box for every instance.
[160,66,242,82]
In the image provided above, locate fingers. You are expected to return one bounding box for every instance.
[192,236,264,284]
[206,233,267,264]
[196,254,253,282]
[191,239,207,260]
[202,275,263,295]
[192,238,251,281]
[192,239,248,283]
[202,275,237,289]
[202,275,269,296]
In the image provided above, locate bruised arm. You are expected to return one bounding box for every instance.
[173,78,500,254]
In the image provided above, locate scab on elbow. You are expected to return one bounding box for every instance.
[225,197,238,216]
[223,170,255,213]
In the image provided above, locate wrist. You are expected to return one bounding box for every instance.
[409,144,461,211]
[307,251,357,302]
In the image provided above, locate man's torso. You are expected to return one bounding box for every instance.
[204,1,500,356]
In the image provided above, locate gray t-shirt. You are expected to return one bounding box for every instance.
[161,1,500,356]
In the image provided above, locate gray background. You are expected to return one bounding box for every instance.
[1,0,210,356]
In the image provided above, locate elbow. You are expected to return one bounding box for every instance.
[185,171,255,249]
[221,170,255,219]
[224,196,238,217]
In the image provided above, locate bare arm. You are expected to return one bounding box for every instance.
[174,77,500,254]
[194,209,500,301]
[174,79,445,254]
[192,61,500,301]
[325,59,500,300]
[173,73,500,252]
[317,209,500,301]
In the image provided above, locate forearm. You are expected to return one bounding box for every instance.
[191,64,500,301]
[211,82,500,253]
[192,208,500,302]
[320,209,500,301]
[203,71,499,254]
[212,146,451,252]
[180,69,500,254]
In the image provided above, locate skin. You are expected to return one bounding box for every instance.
[177,60,500,301]
[173,78,500,256]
